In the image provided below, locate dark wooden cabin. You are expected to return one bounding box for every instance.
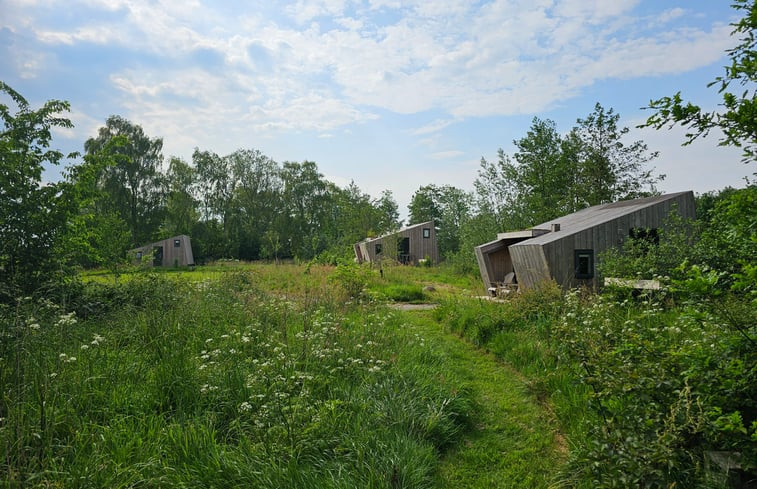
[354,221,439,265]
[475,191,696,293]
[131,235,195,267]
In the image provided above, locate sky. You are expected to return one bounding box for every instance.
[1,0,752,219]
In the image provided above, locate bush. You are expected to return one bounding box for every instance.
[329,262,374,300]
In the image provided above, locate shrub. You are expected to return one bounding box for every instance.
[329,262,374,300]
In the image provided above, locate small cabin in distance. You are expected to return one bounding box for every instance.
[131,235,195,267]
[354,221,439,265]
[475,191,696,294]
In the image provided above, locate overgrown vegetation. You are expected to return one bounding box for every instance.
[1,271,476,487]
[433,186,756,487]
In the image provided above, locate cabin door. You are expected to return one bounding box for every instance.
[398,237,410,263]
[153,246,163,266]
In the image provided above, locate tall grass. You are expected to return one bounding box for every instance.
[1,271,473,487]
[433,281,755,488]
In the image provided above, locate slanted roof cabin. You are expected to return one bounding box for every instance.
[354,221,439,265]
[132,235,195,267]
[475,191,695,293]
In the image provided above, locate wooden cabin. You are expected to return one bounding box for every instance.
[354,221,439,265]
[131,235,195,267]
[475,191,696,293]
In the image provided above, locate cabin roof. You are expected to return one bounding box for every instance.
[509,191,693,247]
[360,221,434,244]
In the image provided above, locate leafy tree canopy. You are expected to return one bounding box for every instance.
[0,82,77,296]
[642,0,757,163]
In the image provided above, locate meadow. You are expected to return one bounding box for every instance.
[2,260,754,487]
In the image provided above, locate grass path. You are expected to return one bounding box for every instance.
[401,310,565,488]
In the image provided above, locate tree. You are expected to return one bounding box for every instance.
[62,136,132,273]
[374,190,400,232]
[474,152,526,231]
[642,0,757,163]
[0,82,77,296]
[512,117,573,223]
[85,116,166,246]
[572,103,662,205]
[279,161,331,259]
[408,184,472,257]
[476,105,663,234]
[162,157,198,238]
[226,149,282,260]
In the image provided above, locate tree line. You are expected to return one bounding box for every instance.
[2,0,754,297]
[0,78,702,300]
[75,115,401,266]
[406,103,663,272]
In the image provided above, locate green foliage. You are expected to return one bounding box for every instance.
[476,104,663,237]
[1,269,474,487]
[554,291,756,487]
[328,262,374,300]
[0,82,78,297]
[408,184,473,258]
[85,115,166,247]
[643,0,757,163]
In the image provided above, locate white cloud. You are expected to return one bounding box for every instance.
[431,150,464,159]
[412,119,457,135]
[5,0,740,146]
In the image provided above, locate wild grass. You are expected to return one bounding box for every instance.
[433,280,755,487]
[1,271,475,487]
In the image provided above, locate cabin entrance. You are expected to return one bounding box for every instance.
[475,230,549,295]
[397,237,410,264]
[152,246,163,266]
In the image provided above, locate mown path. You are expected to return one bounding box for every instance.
[400,310,565,488]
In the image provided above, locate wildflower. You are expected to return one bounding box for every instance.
[221,334,230,339]
[56,312,77,327]
[239,401,253,412]
[81,344,89,350]
[205,338,213,344]
[28,323,40,331]
[59,353,68,360]
[66,356,76,363]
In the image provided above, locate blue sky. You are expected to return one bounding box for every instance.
[1,0,751,217]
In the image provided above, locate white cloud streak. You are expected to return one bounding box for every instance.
[3,0,736,144]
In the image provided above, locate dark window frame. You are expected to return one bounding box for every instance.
[422,228,430,239]
[574,249,594,279]
[375,243,383,255]
[174,239,181,248]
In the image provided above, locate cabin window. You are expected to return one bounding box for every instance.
[629,227,659,246]
[174,239,181,247]
[574,249,594,279]
[375,243,382,255]
[136,251,142,260]
[423,228,430,238]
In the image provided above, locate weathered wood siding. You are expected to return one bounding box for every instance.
[357,221,439,265]
[132,235,195,267]
[541,192,695,289]
[509,243,551,289]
